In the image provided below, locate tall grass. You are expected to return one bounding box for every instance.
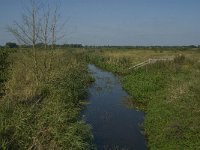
[0,49,94,149]
[86,53,131,74]
[0,48,9,97]
[87,48,200,149]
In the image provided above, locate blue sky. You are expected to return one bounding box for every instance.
[0,0,200,46]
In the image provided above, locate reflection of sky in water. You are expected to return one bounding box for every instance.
[94,76,114,93]
[83,64,147,150]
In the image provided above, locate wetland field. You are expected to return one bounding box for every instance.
[0,47,200,149]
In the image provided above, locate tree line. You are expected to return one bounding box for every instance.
[1,42,83,49]
[2,42,200,49]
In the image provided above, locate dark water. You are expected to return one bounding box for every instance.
[83,64,147,150]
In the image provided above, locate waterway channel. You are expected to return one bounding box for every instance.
[83,64,147,150]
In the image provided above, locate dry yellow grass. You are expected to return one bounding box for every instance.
[97,49,200,65]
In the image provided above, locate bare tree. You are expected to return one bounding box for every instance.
[39,4,50,49]
[7,0,68,82]
[39,3,60,50]
[7,0,40,49]
[49,2,66,50]
[7,0,41,84]
[51,5,58,50]
[7,0,65,50]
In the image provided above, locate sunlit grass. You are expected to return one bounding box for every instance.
[87,48,200,149]
[0,48,94,149]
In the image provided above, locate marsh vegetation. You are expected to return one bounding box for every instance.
[1,46,200,149]
[1,0,199,149]
[86,48,200,149]
[0,48,94,149]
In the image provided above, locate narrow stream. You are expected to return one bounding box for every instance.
[83,64,147,150]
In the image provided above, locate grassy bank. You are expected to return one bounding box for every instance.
[0,49,94,149]
[0,48,10,97]
[87,48,200,149]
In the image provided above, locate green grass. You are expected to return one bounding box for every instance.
[1,47,200,149]
[0,48,9,97]
[87,48,200,149]
[0,48,94,150]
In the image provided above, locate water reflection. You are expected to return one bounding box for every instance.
[83,64,147,150]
